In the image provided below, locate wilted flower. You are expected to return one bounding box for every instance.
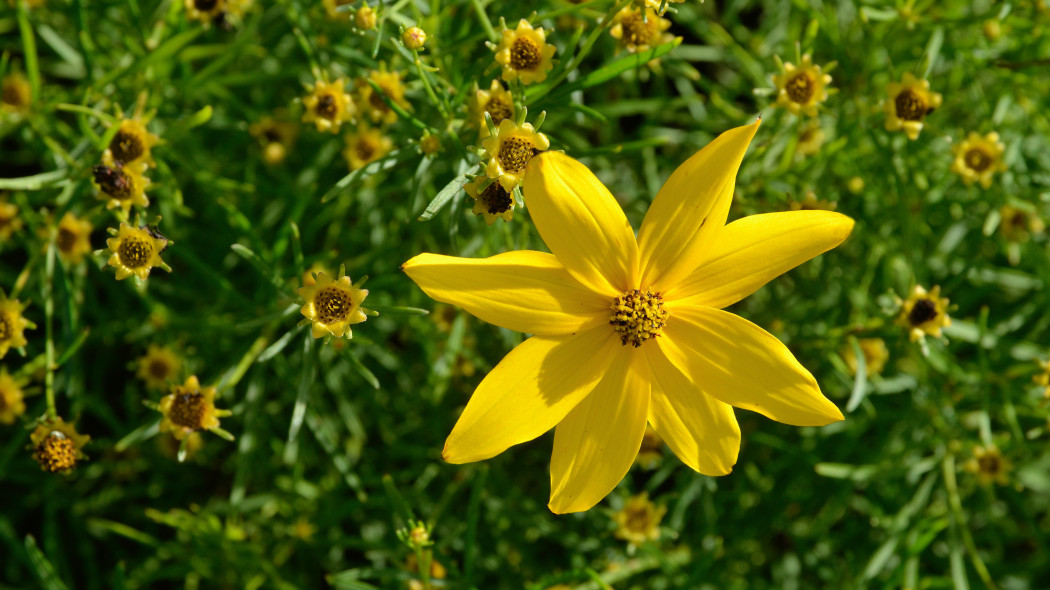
[31,417,90,473]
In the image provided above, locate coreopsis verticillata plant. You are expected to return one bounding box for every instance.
[772,54,833,117]
[302,78,356,133]
[465,177,515,225]
[30,417,90,473]
[403,121,854,513]
[482,115,550,191]
[249,115,300,166]
[343,125,393,171]
[884,72,941,140]
[610,5,673,54]
[356,68,411,125]
[105,115,159,168]
[612,492,666,546]
[0,367,26,424]
[897,285,950,342]
[157,376,234,448]
[105,222,172,281]
[93,154,150,214]
[965,445,1012,486]
[136,345,182,390]
[493,19,556,85]
[951,132,1006,188]
[54,212,93,265]
[0,295,33,359]
[298,270,374,339]
[471,80,514,138]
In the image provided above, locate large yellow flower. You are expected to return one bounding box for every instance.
[403,121,853,513]
[951,131,1006,189]
[494,20,556,85]
[884,72,941,140]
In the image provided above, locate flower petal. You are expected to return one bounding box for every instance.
[643,345,740,475]
[442,324,619,464]
[548,350,650,514]
[667,211,855,307]
[637,121,760,292]
[523,152,639,296]
[658,306,843,426]
[402,251,608,336]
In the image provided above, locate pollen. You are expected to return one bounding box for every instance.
[498,137,534,174]
[894,89,928,121]
[785,72,815,103]
[907,298,938,325]
[316,286,353,324]
[610,289,669,347]
[480,183,513,214]
[964,148,992,172]
[169,391,209,429]
[110,131,145,164]
[118,237,154,268]
[485,97,512,127]
[34,432,78,473]
[510,37,542,71]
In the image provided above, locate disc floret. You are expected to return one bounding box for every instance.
[610,289,669,347]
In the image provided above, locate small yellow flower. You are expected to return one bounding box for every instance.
[1034,358,1050,399]
[356,69,410,125]
[610,6,673,54]
[301,261,329,288]
[343,125,393,171]
[354,4,377,29]
[299,272,370,339]
[1,73,31,112]
[465,177,515,225]
[482,118,550,191]
[54,212,93,265]
[842,338,889,376]
[471,80,514,139]
[302,78,356,133]
[249,115,299,165]
[322,0,353,20]
[30,417,90,473]
[772,54,832,117]
[402,26,427,50]
[136,345,182,390]
[106,117,159,168]
[419,130,442,156]
[897,285,950,342]
[964,445,1012,486]
[847,176,865,194]
[788,190,837,211]
[93,154,150,214]
[0,296,32,359]
[635,425,663,469]
[105,223,171,281]
[494,20,556,85]
[612,492,666,546]
[796,121,826,157]
[884,72,941,140]
[951,132,1006,189]
[998,204,1044,243]
[0,367,26,424]
[158,376,232,440]
[0,200,24,243]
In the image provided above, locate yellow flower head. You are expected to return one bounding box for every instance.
[772,54,832,117]
[302,78,355,133]
[465,177,515,225]
[356,68,411,125]
[93,154,150,214]
[404,121,854,513]
[998,204,1044,243]
[796,121,826,157]
[299,271,370,339]
[136,344,182,390]
[951,132,1006,188]
[964,445,1012,486]
[55,212,94,265]
[1,73,31,112]
[842,338,889,376]
[249,115,299,165]
[354,4,377,29]
[897,285,950,342]
[471,80,514,139]
[612,492,666,546]
[343,125,393,171]
[322,0,353,20]
[106,117,159,168]
[419,130,442,156]
[610,6,673,54]
[105,222,171,281]
[1034,358,1050,399]
[0,200,25,243]
[482,117,550,192]
[635,424,663,469]
[0,296,31,359]
[159,375,231,440]
[884,72,941,140]
[30,417,90,473]
[494,20,556,85]
[402,26,427,50]
[0,367,26,425]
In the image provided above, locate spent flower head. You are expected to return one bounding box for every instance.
[31,417,90,473]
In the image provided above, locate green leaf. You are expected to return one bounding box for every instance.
[24,535,69,590]
[418,173,470,221]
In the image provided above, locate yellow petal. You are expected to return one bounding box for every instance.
[644,345,740,475]
[658,306,843,426]
[667,211,855,307]
[523,152,639,296]
[442,324,620,464]
[402,251,608,336]
[548,351,649,514]
[636,121,760,292]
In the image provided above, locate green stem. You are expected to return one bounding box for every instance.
[942,455,999,590]
[469,0,498,43]
[412,51,449,119]
[44,243,56,420]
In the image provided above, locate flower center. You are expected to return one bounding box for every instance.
[1,83,25,107]
[369,86,391,111]
[621,11,657,46]
[978,453,1001,475]
[625,508,652,533]
[93,165,133,200]
[118,237,153,268]
[149,360,172,379]
[57,227,78,254]
[510,37,542,71]
[894,89,928,121]
[109,130,145,163]
[195,0,218,11]
[498,137,535,174]
[785,72,816,103]
[484,97,512,127]
[480,182,513,214]
[964,148,992,172]
[354,138,376,163]
[170,392,208,429]
[610,289,668,347]
[0,314,10,342]
[908,298,938,325]
[316,94,338,119]
[316,286,353,324]
[35,432,77,473]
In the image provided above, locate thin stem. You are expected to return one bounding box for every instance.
[44,242,56,420]
[469,0,498,43]
[942,454,999,590]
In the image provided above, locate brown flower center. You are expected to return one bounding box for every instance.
[484,97,512,127]
[369,86,391,111]
[118,237,153,268]
[195,0,219,11]
[35,433,77,473]
[354,138,376,163]
[316,94,338,119]
[978,453,1001,475]
[621,11,657,47]
[510,37,542,71]
[170,392,208,429]
[785,72,816,103]
[316,286,353,324]
[497,137,535,174]
[610,290,669,347]
[110,130,145,163]
[149,360,172,380]
[894,89,928,121]
[93,165,133,200]
[908,298,938,325]
[480,182,513,214]
[964,148,993,173]
[1,82,27,107]
[57,227,78,254]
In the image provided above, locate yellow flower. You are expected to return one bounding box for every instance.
[842,338,889,376]
[0,296,32,359]
[796,121,826,157]
[343,125,393,171]
[1034,358,1050,399]
[30,417,90,473]
[610,6,673,54]
[465,177,514,225]
[302,78,355,133]
[301,261,329,288]
[356,69,411,125]
[354,4,377,30]
[788,190,837,211]
[964,445,1012,486]
[419,130,441,156]
[772,54,832,117]
[403,121,853,513]
[299,271,370,339]
[249,115,299,165]
[482,117,550,191]
[93,154,150,214]
[54,212,93,265]
[471,80,514,139]
[998,204,1044,243]
[494,20,556,85]
[105,222,171,281]
[897,285,950,342]
[322,0,353,20]
[951,132,1006,188]
[0,367,26,424]
[106,117,159,168]
[0,200,24,243]
[136,344,182,390]
[884,72,941,140]
[612,492,666,545]
[635,424,663,469]
[158,376,232,440]
[1,73,31,112]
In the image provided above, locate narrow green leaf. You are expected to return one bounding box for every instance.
[418,173,469,221]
